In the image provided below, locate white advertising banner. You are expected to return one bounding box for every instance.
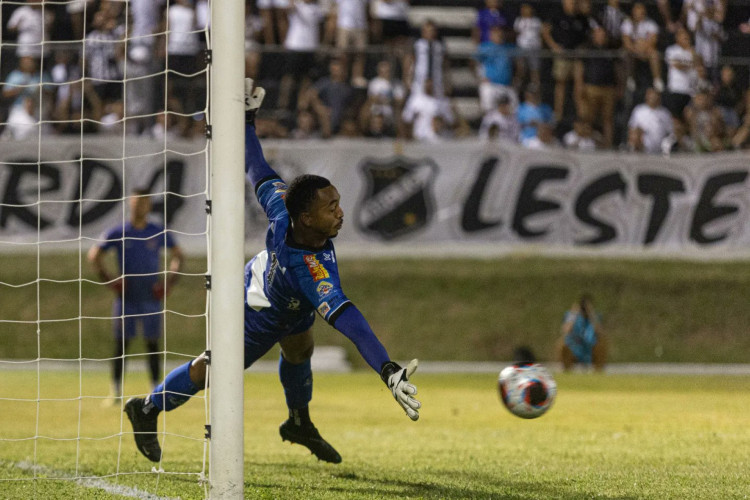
[2,137,750,255]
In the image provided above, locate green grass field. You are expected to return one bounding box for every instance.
[1,370,749,499]
[4,253,750,365]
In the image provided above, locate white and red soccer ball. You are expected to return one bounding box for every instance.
[498,363,556,419]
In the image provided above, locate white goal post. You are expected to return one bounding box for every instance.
[207,0,246,498]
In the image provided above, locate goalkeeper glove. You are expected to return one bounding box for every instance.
[245,78,266,124]
[381,359,421,421]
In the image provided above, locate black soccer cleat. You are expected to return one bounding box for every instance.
[124,397,162,462]
[279,419,342,464]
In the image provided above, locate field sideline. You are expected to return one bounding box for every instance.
[0,370,748,499]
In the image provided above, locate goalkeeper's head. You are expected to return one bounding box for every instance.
[285,175,343,245]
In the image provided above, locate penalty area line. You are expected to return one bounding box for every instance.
[10,461,180,500]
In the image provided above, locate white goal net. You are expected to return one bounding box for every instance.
[0,0,232,497]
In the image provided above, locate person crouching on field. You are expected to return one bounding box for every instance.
[557,294,607,372]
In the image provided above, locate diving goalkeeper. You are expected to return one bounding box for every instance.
[124,79,421,464]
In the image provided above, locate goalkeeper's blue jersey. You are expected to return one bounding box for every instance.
[243,178,351,336]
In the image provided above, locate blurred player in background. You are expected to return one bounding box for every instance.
[557,294,607,372]
[88,189,184,406]
[123,79,421,464]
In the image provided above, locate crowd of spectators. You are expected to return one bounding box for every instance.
[2,0,750,152]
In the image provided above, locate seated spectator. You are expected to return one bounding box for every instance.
[664,27,700,119]
[627,87,674,154]
[2,56,52,113]
[478,94,519,142]
[556,294,607,372]
[683,88,725,152]
[732,106,750,150]
[473,0,510,45]
[574,27,619,148]
[401,78,454,142]
[99,100,124,136]
[475,26,517,113]
[406,19,449,98]
[362,59,406,129]
[1,96,38,140]
[300,57,355,137]
[522,122,559,149]
[290,109,322,139]
[362,110,396,138]
[563,120,600,151]
[513,3,543,88]
[517,84,554,143]
[621,2,663,93]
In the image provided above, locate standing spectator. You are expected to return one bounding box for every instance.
[406,19,449,98]
[5,0,54,61]
[51,52,102,134]
[598,0,625,47]
[478,94,519,141]
[370,0,411,75]
[557,294,607,372]
[258,0,291,44]
[67,0,95,41]
[691,4,724,83]
[682,0,726,32]
[328,0,370,87]
[475,26,517,113]
[621,2,663,93]
[513,3,542,88]
[401,78,454,142]
[473,0,510,45]
[166,0,204,131]
[279,0,326,111]
[516,84,554,143]
[301,57,355,137]
[574,27,619,148]
[627,87,674,153]
[88,189,184,406]
[244,0,265,79]
[663,27,699,119]
[714,65,742,137]
[656,0,681,34]
[85,10,125,110]
[542,0,590,122]
[126,0,166,135]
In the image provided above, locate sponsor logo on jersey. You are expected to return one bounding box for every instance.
[317,301,330,316]
[272,181,288,198]
[303,254,329,281]
[356,156,437,240]
[287,297,300,311]
[316,281,333,297]
[266,251,286,288]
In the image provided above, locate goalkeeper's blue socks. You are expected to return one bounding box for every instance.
[279,355,313,410]
[146,360,199,412]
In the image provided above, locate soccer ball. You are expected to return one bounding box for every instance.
[498,363,556,419]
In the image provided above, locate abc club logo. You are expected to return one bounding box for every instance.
[356,157,437,240]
